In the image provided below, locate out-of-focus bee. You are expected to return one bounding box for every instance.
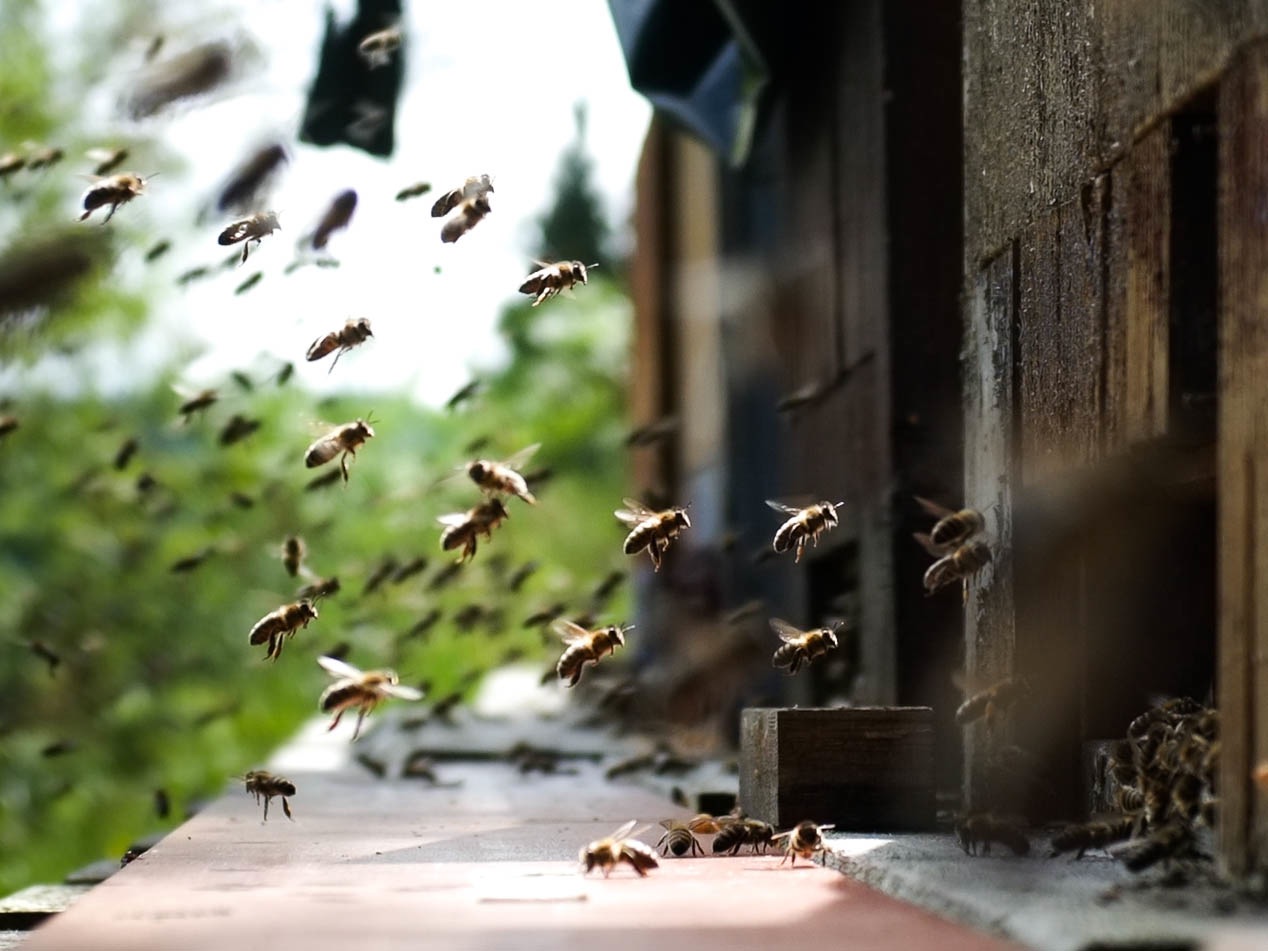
[402,608,442,641]
[428,562,465,590]
[554,618,632,687]
[233,271,263,295]
[218,211,281,264]
[1049,815,1134,859]
[0,415,18,439]
[390,556,428,585]
[357,25,401,68]
[508,560,539,592]
[176,265,211,287]
[127,41,233,118]
[524,601,567,628]
[317,655,423,740]
[243,770,296,821]
[395,181,431,202]
[921,539,992,595]
[216,143,288,213]
[176,388,217,422]
[145,239,171,262]
[590,569,625,605]
[518,260,597,307]
[452,603,485,632]
[249,599,318,662]
[440,195,492,243]
[305,468,343,492]
[465,443,539,504]
[218,414,261,446]
[914,496,987,552]
[281,535,307,577]
[770,618,843,675]
[79,173,150,222]
[615,498,691,572]
[579,820,659,878]
[21,638,61,676]
[656,820,704,857]
[311,189,357,250]
[955,814,1029,856]
[1113,819,1193,872]
[445,378,482,411]
[767,500,842,563]
[955,676,1029,732]
[113,436,140,470]
[26,145,64,170]
[306,317,373,372]
[154,787,171,819]
[431,174,494,218]
[305,418,375,481]
[170,547,213,573]
[0,152,23,179]
[437,498,510,563]
[625,415,679,448]
[86,147,129,176]
[296,575,340,601]
[774,820,835,866]
[712,817,776,856]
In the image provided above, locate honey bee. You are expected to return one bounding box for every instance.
[553,618,632,687]
[615,498,691,571]
[243,770,296,821]
[518,260,597,307]
[769,618,843,675]
[0,152,24,179]
[317,655,423,740]
[248,599,318,662]
[357,25,401,68]
[954,814,1029,856]
[305,418,375,481]
[914,496,987,551]
[113,436,140,470]
[176,388,217,421]
[86,147,129,176]
[306,317,373,372]
[216,143,288,213]
[437,498,510,563]
[0,414,18,439]
[395,181,431,202]
[170,547,213,573]
[296,575,340,601]
[465,443,539,504]
[579,820,659,877]
[955,676,1028,731]
[439,195,492,243]
[26,145,64,170]
[767,500,843,563]
[712,817,776,855]
[656,820,704,857]
[218,413,261,446]
[79,173,150,222]
[234,271,263,295]
[921,539,992,595]
[311,189,357,250]
[1048,815,1134,859]
[281,535,306,577]
[1114,819,1193,872]
[218,211,281,264]
[774,820,835,866]
[431,174,494,218]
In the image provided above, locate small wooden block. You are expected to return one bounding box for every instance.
[739,707,935,831]
[0,884,91,930]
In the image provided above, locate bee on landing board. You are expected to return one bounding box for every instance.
[305,418,375,481]
[769,618,843,675]
[465,443,539,504]
[553,618,632,687]
[79,173,151,222]
[954,814,1029,856]
[437,497,510,563]
[580,820,659,877]
[712,817,776,855]
[1049,815,1135,860]
[243,770,296,821]
[218,211,280,264]
[306,317,373,373]
[615,498,690,572]
[656,820,704,857]
[317,655,423,741]
[774,820,835,866]
[518,260,597,307]
[248,599,317,661]
[767,500,842,563]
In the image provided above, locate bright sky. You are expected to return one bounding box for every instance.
[7,0,651,408]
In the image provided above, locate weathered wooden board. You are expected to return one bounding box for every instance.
[739,707,934,830]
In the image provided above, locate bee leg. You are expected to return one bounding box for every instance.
[241,243,250,265]
[282,797,293,821]
[340,453,350,482]
[326,709,345,732]
[327,348,344,375]
[352,707,368,740]
[262,798,270,821]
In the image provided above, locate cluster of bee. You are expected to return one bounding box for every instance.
[1050,697,1219,874]
[912,497,992,598]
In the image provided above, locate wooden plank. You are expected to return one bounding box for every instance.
[962,249,1017,809]
[1217,37,1268,877]
[739,707,934,830]
[0,884,90,930]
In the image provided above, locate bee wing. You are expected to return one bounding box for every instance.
[914,495,956,519]
[770,829,795,841]
[385,683,424,701]
[551,617,591,644]
[518,267,549,294]
[317,655,363,680]
[765,499,802,515]
[430,188,462,217]
[615,498,654,525]
[218,219,253,245]
[769,618,807,643]
[608,819,640,841]
[912,532,945,557]
[436,512,470,527]
[500,442,541,470]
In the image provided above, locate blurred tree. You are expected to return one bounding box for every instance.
[535,102,611,266]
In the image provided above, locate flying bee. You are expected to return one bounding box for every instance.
[440,195,491,243]
[306,317,373,373]
[465,442,540,504]
[580,820,659,878]
[553,618,632,687]
[296,575,340,601]
[317,655,423,740]
[395,181,431,202]
[170,547,213,573]
[248,599,318,662]
[657,820,704,857]
[518,260,597,307]
[176,388,217,421]
[218,211,281,264]
[954,814,1029,856]
[921,538,992,595]
[305,417,375,481]
[712,817,776,856]
[774,820,835,866]
[615,498,691,572]
[310,189,357,250]
[0,414,18,439]
[431,174,494,218]
[0,152,23,179]
[26,145,64,170]
[955,676,1028,733]
[769,618,843,675]
[234,271,263,295]
[79,172,151,222]
[216,143,288,213]
[86,147,129,176]
[1049,815,1134,859]
[357,25,401,68]
[767,499,842,563]
[437,497,510,563]
[218,413,261,446]
[914,496,988,552]
[281,535,307,577]
[113,436,140,470]
[242,770,296,821]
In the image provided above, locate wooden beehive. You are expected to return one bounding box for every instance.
[739,707,935,831]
